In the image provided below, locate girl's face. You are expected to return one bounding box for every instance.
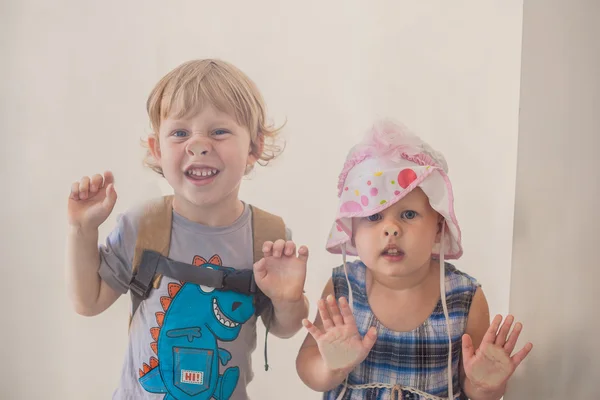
[353,188,442,279]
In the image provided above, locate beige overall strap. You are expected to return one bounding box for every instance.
[132,195,174,290]
[250,205,286,263]
[129,195,174,328]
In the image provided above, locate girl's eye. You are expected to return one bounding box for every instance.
[402,210,417,220]
[367,213,382,222]
[173,130,188,137]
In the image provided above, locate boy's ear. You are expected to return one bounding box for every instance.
[148,134,161,161]
[248,132,264,164]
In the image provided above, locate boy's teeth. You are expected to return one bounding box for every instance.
[187,168,218,177]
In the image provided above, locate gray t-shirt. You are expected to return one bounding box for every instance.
[98,201,288,400]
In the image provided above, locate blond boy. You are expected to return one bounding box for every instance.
[66,59,308,400]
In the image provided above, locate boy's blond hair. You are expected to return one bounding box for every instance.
[142,59,284,176]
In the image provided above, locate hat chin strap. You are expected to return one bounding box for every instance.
[439,222,454,399]
[336,224,455,400]
[342,246,353,312]
[335,246,352,400]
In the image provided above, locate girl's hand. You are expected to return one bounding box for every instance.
[463,314,533,391]
[303,295,377,373]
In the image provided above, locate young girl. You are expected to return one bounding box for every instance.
[296,120,532,400]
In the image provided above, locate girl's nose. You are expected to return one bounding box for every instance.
[383,223,400,237]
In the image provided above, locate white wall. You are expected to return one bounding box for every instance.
[505,0,600,398]
[1,1,523,398]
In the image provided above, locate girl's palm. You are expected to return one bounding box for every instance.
[303,295,377,371]
[463,314,533,390]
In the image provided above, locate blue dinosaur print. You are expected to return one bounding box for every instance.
[138,254,254,400]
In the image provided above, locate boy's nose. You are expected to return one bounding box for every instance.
[186,140,211,156]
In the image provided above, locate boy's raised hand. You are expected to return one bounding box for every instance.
[463,314,533,391]
[303,295,377,372]
[68,171,117,231]
[253,239,308,304]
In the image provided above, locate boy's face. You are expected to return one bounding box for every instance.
[150,104,257,212]
[352,187,442,279]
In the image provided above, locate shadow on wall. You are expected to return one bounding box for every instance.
[506,326,599,399]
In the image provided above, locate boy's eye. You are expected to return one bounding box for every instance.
[212,129,230,136]
[173,130,188,137]
[367,213,382,222]
[401,210,417,219]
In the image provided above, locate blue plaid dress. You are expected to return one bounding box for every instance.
[324,260,479,400]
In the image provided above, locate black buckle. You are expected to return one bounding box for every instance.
[129,276,152,299]
[221,269,258,296]
[129,250,161,299]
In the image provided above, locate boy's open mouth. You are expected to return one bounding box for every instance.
[185,167,220,180]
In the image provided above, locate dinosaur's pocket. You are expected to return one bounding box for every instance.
[173,347,214,396]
